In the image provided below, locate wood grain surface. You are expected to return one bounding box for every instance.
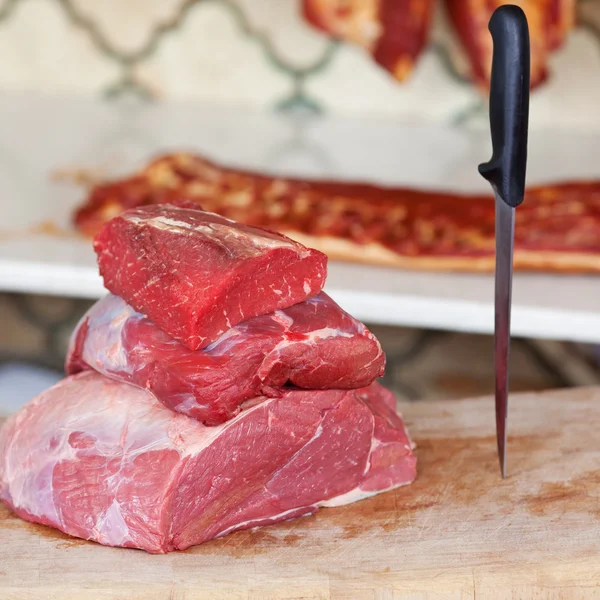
[2,386,600,599]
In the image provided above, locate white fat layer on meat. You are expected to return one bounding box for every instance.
[320,479,414,508]
[94,499,131,547]
[81,295,138,374]
[203,327,243,353]
[127,216,191,231]
[125,214,305,255]
[270,310,294,328]
[363,418,379,476]
[223,309,232,329]
[215,506,314,539]
[307,422,324,444]
[175,393,210,415]
[319,487,378,507]
[6,458,60,524]
[304,327,351,342]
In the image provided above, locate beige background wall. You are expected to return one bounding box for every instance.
[0,0,598,130]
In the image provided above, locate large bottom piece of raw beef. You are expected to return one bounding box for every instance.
[0,372,416,553]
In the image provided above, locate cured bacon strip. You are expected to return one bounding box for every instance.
[74,153,600,273]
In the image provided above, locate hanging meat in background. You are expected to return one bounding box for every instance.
[302,0,436,80]
[445,0,576,89]
[545,0,577,50]
[303,0,576,89]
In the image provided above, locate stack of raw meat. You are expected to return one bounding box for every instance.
[0,203,417,553]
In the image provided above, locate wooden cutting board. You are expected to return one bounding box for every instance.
[2,386,600,599]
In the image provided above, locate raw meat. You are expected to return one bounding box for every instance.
[302,0,574,89]
[445,0,576,89]
[0,372,416,554]
[66,293,385,425]
[94,203,328,351]
[303,0,435,81]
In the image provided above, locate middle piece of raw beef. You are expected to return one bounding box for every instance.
[67,292,385,425]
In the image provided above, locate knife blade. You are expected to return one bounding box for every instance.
[494,196,515,478]
[478,5,530,478]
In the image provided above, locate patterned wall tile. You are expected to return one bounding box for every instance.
[135,2,291,106]
[305,44,477,121]
[0,0,118,94]
[68,0,187,55]
[233,0,333,68]
[528,29,600,131]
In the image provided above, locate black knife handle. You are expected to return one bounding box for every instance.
[478,5,530,208]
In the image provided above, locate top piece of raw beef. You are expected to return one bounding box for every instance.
[94,203,328,350]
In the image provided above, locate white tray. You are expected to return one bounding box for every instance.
[1,92,600,343]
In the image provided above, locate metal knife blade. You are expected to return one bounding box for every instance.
[494,195,515,478]
[478,5,530,478]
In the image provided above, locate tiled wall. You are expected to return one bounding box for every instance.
[0,0,598,130]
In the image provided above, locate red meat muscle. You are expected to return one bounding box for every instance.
[66,293,385,425]
[94,204,328,351]
[0,373,416,553]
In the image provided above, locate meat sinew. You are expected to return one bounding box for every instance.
[66,293,385,425]
[0,372,416,554]
[94,203,328,351]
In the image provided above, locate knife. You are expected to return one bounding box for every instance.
[478,5,530,478]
